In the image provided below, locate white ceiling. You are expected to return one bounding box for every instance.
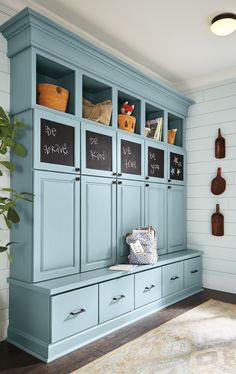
[3,0,236,90]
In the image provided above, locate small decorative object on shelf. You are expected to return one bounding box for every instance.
[37,83,69,112]
[211,204,224,236]
[83,98,112,125]
[145,117,163,141]
[118,101,136,133]
[211,167,226,195]
[215,128,225,159]
[168,128,177,145]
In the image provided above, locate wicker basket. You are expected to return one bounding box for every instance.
[37,83,69,112]
[168,129,177,145]
[118,114,136,133]
[83,99,112,125]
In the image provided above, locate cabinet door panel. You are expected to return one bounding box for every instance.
[145,140,167,183]
[168,185,185,252]
[117,132,144,180]
[81,176,116,272]
[168,147,185,185]
[145,183,167,255]
[34,171,80,281]
[34,109,80,174]
[81,122,116,178]
[117,180,144,263]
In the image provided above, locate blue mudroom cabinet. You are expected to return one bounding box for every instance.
[0,8,202,362]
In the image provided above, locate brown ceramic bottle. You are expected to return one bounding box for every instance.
[211,204,224,236]
[215,128,225,159]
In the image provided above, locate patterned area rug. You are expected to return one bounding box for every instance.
[73,299,236,373]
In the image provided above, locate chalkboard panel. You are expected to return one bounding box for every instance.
[86,130,112,171]
[121,139,141,175]
[41,119,74,166]
[148,146,164,178]
[170,152,184,181]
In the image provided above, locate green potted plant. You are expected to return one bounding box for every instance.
[0,106,32,261]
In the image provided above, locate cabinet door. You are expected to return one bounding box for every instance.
[81,176,116,272]
[117,132,144,180]
[33,171,80,281]
[117,179,144,263]
[145,140,167,183]
[81,122,116,178]
[168,147,185,185]
[145,183,167,255]
[34,109,80,174]
[167,185,185,253]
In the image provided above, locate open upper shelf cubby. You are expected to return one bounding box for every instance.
[36,55,75,115]
[118,90,141,135]
[145,103,164,142]
[82,75,113,126]
[168,113,184,148]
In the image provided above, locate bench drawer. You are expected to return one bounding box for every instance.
[99,275,134,323]
[184,257,202,289]
[135,268,161,308]
[51,284,98,342]
[162,261,183,297]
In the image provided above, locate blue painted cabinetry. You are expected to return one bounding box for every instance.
[34,171,80,281]
[0,7,200,364]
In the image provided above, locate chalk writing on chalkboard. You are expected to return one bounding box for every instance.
[121,139,141,175]
[170,152,184,181]
[148,146,164,178]
[41,119,74,166]
[86,130,112,171]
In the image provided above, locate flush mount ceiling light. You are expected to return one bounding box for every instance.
[210,13,236,36]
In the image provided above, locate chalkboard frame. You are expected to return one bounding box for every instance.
[81,122,117,178]
[117,132,144,181]
[168,146,185,185]
[145,140,167,183]
[34,110,80,173]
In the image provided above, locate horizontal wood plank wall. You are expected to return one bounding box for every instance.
[186,79,236,294]
[0,5,14,342]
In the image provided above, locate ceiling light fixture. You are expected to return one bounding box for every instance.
[210,13,236,36]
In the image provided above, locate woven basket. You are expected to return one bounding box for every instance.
[118,114,136,133]
[168,129,177,145]
[37,83,69,112]
[83,99,112,125]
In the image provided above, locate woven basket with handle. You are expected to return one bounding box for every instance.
[37,83,69,112]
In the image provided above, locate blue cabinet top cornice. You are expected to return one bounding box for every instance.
[0,7,193,115]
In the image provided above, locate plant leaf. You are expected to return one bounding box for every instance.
[1,188,17,193]
[14,143,27,157]
[0,107,9,124]
[7,207,20,223]
[16,122,27,129]
[3,215,12,229]
[0,161,16,171]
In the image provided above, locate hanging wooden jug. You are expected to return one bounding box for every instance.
[211,167,226,195]
[215,128,225,159]
[211,204,224,236]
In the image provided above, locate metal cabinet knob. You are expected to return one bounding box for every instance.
[146,176,150,180]
[117,173,122,177]
[118,181,122,185]
[170,276,179,281]
[144,284,155,291]
[145,183,149,187]
[190,269,198,274]
[75,167,80,172]
[75,177,80,181]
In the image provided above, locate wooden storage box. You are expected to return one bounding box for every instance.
[37,83,69,112]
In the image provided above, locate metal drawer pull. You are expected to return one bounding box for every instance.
[170,276,179,281]
[113,294,125,301]
[70,308,86,316]
[190,269,199,274]
[144,284,155,291]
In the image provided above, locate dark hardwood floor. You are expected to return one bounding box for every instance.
[1,288,236,374]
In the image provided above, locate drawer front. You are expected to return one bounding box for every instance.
[162,262,184,297]
[184,257,202,289]
[51,285,98,342]
[135,268,161,308]
[99,275,134,323]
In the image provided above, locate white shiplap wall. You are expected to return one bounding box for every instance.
[186,79,236,294]
[0,5,12,342]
